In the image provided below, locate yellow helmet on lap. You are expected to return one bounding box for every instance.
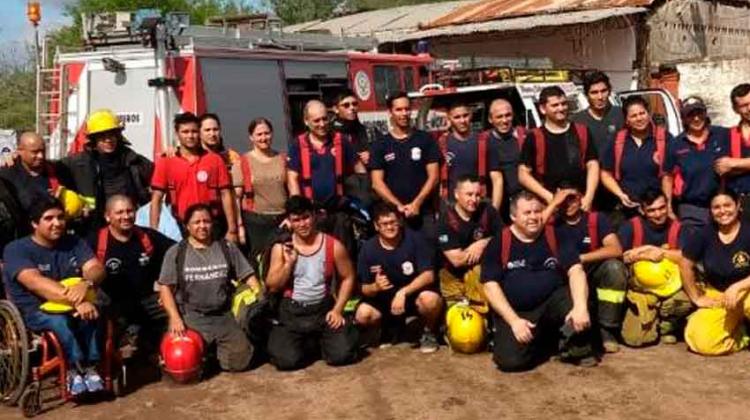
[58,187,85,220]
[446,303,485,354]
[40,277,97,314]
[632,259,682,298]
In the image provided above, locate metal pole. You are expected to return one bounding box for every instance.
[34,24,41,134]
[154,22,171,152]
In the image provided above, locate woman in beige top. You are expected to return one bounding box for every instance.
[233,118,288,264]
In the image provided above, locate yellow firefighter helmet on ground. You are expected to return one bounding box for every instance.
[446,303,485,354]
[58,187,85,220]
[87,109,122,136]
[40,277,97,313]
[632,259,682,298]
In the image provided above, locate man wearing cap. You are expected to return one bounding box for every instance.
[662,97,730,234]
[57,109,153,230]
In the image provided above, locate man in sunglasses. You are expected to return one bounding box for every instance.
[331,89,373,208]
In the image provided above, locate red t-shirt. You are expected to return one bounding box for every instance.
[151,151,231,222]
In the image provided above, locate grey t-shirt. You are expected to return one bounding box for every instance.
[158,240,254,314]
[572,105,624,160]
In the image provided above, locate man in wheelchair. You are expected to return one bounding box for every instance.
[2,198,107,396]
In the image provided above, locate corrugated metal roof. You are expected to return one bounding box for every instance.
[425,0,654,28]
[283,1,477,43]
[398,6,647,41]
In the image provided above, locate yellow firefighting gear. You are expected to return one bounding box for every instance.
[684,287,750,356]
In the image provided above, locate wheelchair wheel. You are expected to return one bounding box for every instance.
[0,300,30,406]
[20,381,41,418]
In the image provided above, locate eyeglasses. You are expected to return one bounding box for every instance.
[340,101,359,109]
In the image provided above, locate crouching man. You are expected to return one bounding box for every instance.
[159,203,259,373]
[2,198,107,395]
[355,202,443,352]
[480,191,597,372]
[265,196,359,370]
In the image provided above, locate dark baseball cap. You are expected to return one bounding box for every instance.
[681,96,707,118]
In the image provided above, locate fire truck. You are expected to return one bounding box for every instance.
[38,10,432,161]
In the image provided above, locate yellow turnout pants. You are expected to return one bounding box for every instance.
[439,265,488,314]
[685,288,750,356]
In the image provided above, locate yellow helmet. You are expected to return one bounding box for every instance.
[632,259,682,298]
[446,303,485,354]
[40,277,97,313]
[87,109,122,136]
[58,187,85,220]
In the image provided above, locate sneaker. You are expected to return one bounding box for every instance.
[67,371,86,396]
[576,356,600,368]
[418,331,439,354]
[601,329,620,354]
[660,334,678,345]
[83,367,104,393]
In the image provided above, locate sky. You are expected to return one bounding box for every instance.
[1,0,71,57]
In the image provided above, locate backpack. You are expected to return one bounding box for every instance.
[175,239,236,305]
[297,132,344,200]
[95,226,154,263]
[629,217,681,249]
[613,126,667,180]
[500,225,559,268]
[239,152,287,212]
[438,131,490,198]
[529,123,589,177]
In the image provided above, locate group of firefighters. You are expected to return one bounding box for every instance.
[3,70,750,396]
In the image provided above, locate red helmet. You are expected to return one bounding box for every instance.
[160,329,205,384]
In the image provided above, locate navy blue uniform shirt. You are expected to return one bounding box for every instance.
[600,129,673,202]
[725,127,750,194]
[555,212,614,256]
[437,203,502,277]
[683,222,750,292]
[491,129,523,197]
[2,235,95,318]
[481,228,580,311]
[443,132,501,194]
[663,126,729,207]
[617,217,689,251]
[370,130,440,212]
[287,133,356,204]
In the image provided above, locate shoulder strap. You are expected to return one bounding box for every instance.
[654,125,667,177]
[477,131,489,196]
[133,227,155,256]
[332,132,344,197]
[438,132,450,199]
[573,123,589,169]
[45,162,60,192]
[239,153,254,211]
[298,133,314,199]
[514,126,527,150]
[218,239,237,281]
[480,204,491,234]
[500,226,512,268]
[631,217,644,248]
[587,212,599,251]
[324,234,335,281]
[613,129,628,181]
[544,224,559,258]
[175,240,190,303]
[96,227,109,262]
[532,128,546,177]
[446,206,460,233]
[731,126,742,159]
[667,220,681,249]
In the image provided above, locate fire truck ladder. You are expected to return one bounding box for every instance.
[37,65,68,159]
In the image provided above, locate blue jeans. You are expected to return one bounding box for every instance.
[24,311,101,366]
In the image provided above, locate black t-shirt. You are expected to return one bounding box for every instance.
[437,203,502,277]
[617,217,689,251]
[86,227,175,303]
[520,125,597,192]
[555,212,614,256]
[370,130,440,212]
[443,133,501,194]
[481,227,580,311]
[491,129,523,197]
[0,163,56,213]
[572,106,624,160]
[683,223,750,292]
[332,118,370,153]
[357,229,433,304]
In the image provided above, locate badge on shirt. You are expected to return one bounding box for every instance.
[37,263,51,273]
[438,234,449,244]
[411,147,422,161]
[543,257,560,270]
[196,170,209,183]
[472,228,485,241]
[139,253,151,266]
[384,152,396,162]
[402,261,414,276]
[733,251,750,269]
[608,124,616,133]
[445,151,455,167]
[106,258,122,275]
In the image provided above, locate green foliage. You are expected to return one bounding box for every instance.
[0,56,35,131]
[264,0,338,25]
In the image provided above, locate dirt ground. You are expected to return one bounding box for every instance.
[2,343,749,420]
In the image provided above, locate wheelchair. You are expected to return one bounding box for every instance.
[0,299,126,417]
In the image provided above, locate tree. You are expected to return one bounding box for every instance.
[264,0,338,25]
[0,45,35,131]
